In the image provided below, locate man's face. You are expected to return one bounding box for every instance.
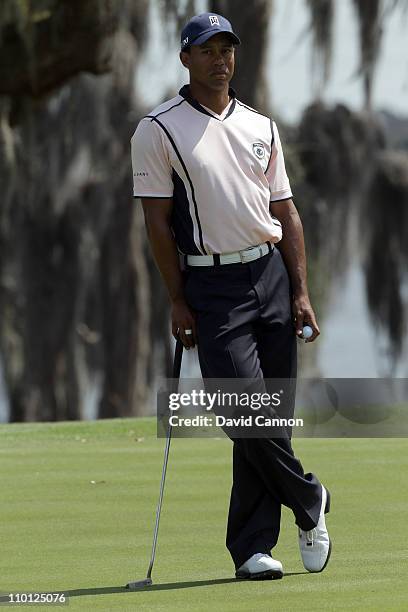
[180,33,235,91]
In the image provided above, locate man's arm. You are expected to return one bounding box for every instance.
[269,198,320,342]
[141,197,196,349]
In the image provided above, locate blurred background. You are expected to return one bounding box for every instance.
[0,0,407,423]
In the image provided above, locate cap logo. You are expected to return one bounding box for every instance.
[182,36,189,47]
[253,142,265,159]
[209,15,220,26]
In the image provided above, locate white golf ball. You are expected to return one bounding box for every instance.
[302,325,313,339]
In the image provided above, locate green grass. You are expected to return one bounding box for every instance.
[1,418,407,611]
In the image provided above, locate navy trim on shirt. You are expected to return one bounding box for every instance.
[146,115,207,254]
[151,98,187,120]
[236,99,263,116]
[171,169,202,255]
[264,119,275,176]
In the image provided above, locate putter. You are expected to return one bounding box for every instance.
[126,337,184,589]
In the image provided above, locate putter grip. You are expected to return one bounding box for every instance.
[172,338,183,379]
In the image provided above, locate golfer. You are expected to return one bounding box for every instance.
[131,12,331,580]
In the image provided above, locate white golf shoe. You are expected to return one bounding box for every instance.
[235,553,283,580]
[299,485,332,573]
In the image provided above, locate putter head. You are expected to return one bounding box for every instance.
[126,578,153,590]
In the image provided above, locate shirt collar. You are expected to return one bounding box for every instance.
[179,85,237,120]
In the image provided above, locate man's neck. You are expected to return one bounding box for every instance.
[189,82,230,115]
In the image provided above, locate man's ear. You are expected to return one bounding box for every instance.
[180,51,190,69]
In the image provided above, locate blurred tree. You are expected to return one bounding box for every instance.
[0,0,135,96]
[361,152,408,368]
[0,0,161,421]
[302,0,408,367]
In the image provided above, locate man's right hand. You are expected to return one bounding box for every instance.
[140,198,197,349]
[171,297,197,349]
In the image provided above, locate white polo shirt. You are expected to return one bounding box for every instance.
[131,85,293,255]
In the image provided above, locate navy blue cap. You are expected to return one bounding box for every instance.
[180,13,241,51]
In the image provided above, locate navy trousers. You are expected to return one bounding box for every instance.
[184,247,323,570]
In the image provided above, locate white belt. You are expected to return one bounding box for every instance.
[185,242,274,266]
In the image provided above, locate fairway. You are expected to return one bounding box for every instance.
[1,419,407,611]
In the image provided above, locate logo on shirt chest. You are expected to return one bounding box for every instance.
[252,142,265,159]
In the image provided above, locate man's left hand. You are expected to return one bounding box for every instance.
[292,294,320,342]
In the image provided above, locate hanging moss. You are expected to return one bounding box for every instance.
[362,151,408,360]
[306,0,334,98]
[352,0,382,110]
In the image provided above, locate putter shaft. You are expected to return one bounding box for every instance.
[126,339,183,589]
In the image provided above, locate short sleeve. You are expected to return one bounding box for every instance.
[131,119,173,198]
[266,122,293,202]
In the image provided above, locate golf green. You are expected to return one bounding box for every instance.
[1,418,407,611]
